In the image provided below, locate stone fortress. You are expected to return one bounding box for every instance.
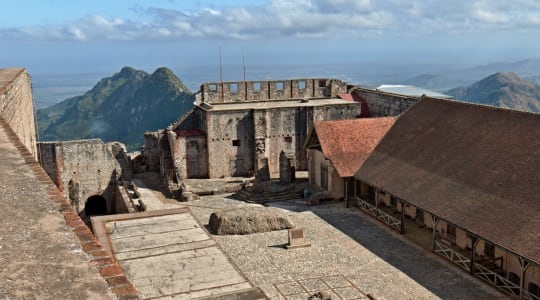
[4,66,530,299]
[34,74,421,218]
[142,78,417,199]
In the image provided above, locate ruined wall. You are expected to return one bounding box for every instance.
[352,87,418,117]
[0,68,37,159]
[206,111,254,178]
[175,108,206,132]
[168,129,209,179]
[200,79,348,104]
[256,108,299,177]
[143,131,161,172]
[38,139,120,214]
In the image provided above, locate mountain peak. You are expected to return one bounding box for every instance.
[36,67,195,150]
[117,66,138,78]
[446,72,540,112]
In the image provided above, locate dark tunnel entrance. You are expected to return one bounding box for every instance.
[84,195,108,216]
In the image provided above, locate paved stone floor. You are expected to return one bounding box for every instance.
[184,195,506,300]
[104,210,256,299]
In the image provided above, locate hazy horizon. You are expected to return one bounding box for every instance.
[4,1,540,108]
[3,1,540,73]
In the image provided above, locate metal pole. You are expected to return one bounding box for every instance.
[219,46,224,102]
[242,45,246,82]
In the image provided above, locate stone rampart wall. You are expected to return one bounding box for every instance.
[352,87,418,117]
[200,79,347,104]
[0,68,37,159]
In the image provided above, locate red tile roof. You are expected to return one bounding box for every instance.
[310,117,396,177]
[338,93,354,101]
[355,97,540,264]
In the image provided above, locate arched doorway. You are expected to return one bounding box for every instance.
[84,195,108,216]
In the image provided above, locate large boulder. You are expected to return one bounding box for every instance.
[208,207,294,235]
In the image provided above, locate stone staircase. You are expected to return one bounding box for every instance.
[235,189,303,204]
[114,152,133,182]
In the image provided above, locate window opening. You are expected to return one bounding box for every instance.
[230,83,238,93]
[253,82,261,91]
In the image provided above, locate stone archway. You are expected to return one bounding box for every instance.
[84,195,108,216]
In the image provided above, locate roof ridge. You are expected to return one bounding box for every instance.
[420,95,540,116]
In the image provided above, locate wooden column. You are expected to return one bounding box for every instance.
[374,188,379,208]
[519,257,531,299]
[469,236,479,275]
[431,215,440,251]
[345,179,349,208]
[354,179,357,200]
[399,200,408,234]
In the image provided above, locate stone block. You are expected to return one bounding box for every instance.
[286,228,311,249]
[208,207,294,235]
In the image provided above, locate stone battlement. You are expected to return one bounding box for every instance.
[200,78,348,104]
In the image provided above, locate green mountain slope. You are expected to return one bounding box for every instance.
[446,72,540,113]
[37,66,194,150]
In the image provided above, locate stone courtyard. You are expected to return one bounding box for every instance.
[134,187,504,300]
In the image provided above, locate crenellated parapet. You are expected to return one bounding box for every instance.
[200,78,347,104]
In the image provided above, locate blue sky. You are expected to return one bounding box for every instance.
[2,0,540,74]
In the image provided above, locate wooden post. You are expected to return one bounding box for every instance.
[519,257,531,299]
[469,236,478,275]
[431,215,440,251]
[353,179,357,202]
[345,179,349,208]
[374,187,379,208]
[399,200,407,234]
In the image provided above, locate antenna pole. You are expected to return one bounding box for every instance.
[219,46,223,83]
[219,46,224,101]
[242,45,246,82]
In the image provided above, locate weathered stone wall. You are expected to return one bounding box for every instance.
[256,108,303,177]
[352,87,418,116]
[201,79,347,104]
[174,134,208,179]
[203,101,359,178]
[0,68,37,159]
[143,132,161,172]
[38,139,120,214]
[206,111,254,178]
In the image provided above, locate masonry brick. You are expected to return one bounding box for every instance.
[99,264,124,278]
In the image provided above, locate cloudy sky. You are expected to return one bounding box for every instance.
[2,0,540,74]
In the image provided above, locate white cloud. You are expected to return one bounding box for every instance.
[1,0,540,42]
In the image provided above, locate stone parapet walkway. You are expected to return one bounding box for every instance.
[0,118,118,299]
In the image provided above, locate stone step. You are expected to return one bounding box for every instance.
[236,189,304,204]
